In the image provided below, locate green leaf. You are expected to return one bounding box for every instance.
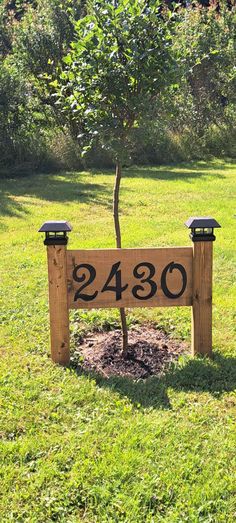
[63,55,73,65]
[49,79,58,88]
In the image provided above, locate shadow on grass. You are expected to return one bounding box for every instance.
[0,159,229,219]
[122,161,227,182]
[0,172,113,219]
[72,352,236,410]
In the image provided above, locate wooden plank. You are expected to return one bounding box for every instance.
[47,245,70,365]
[66,247,193,309]
[191,241,213,356]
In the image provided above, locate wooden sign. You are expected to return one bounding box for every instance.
[66,247,193,309]
[40,217,220,365]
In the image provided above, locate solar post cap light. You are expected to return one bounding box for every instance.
[38,221,72,245]
[185,217,221,242]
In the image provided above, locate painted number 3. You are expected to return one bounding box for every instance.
[73,261,187,302]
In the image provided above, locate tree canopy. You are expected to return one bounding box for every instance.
[54,0,175,163]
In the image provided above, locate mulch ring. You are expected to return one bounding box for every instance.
[72,325,188,379]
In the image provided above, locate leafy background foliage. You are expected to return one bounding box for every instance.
[0,0,235,173]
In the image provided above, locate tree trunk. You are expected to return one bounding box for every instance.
[113,160,128,357]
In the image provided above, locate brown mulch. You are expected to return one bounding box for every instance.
[73,325,188,379]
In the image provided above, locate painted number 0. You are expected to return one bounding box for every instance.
[161,261,187,299]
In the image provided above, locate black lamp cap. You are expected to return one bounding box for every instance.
[185,217,221,229]
[38,220,72,233]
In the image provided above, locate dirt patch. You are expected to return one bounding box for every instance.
[72,325,188,379]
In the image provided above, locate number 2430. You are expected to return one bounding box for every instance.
[72,261,187,302]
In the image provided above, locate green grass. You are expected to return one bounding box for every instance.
[0,159,236,522]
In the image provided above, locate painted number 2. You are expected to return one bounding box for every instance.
[73,261,187,302]
[73,264,98,302]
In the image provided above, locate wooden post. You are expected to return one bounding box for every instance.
[47,244,70,365]
[38,221,72,365]
[192,241,213,356]
[185,216,221,357]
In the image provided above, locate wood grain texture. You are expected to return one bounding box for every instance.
[191,241,213,356]
[47,245,70,365]
[67,247,193,309]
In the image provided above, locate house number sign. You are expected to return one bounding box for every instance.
[39,217,221,365]
[67,248,193,309]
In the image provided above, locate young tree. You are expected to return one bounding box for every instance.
[55,0,174,356]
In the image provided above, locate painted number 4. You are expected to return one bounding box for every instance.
[101,262,128,300]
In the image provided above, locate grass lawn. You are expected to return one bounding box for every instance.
[0,159,236,522]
